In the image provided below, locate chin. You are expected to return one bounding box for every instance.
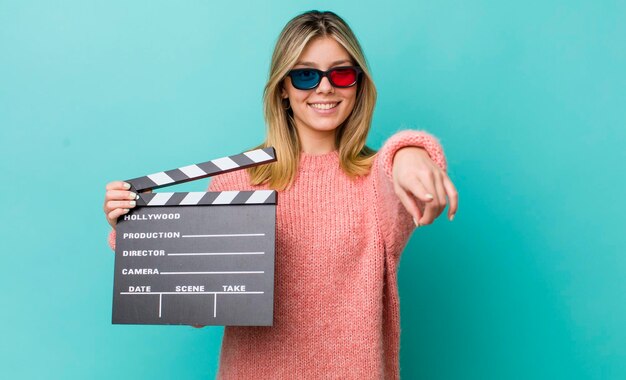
[308,121,342,133]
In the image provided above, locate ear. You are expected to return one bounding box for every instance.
[280,77,290,98]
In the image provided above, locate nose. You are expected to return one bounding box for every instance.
[316,75,334,94]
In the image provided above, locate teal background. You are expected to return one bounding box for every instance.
[1,0,624,379]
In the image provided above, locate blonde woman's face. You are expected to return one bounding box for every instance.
[281,36,358,144]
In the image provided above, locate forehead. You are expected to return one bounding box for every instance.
[294,36,354,68]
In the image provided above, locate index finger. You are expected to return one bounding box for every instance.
[106,181,131,191]
[443,175,458,219]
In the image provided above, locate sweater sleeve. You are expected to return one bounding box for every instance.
[108,228,116,252]
[372,130,447,265]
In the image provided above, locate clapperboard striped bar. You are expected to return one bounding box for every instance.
[135,190,277,207]
[112,147,278,326]
[126,147,276,192]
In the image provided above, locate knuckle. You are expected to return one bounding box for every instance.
[393,186,400,196]
[393,183,403,195]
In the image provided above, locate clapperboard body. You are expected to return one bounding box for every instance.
[112,148,277,326]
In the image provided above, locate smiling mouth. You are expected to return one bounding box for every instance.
[308,102,341,110]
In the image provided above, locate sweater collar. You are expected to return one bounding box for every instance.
[299,150,340,168]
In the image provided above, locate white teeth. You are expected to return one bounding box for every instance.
[309,103,338,110]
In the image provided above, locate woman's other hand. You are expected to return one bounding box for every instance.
[392,147,458,227]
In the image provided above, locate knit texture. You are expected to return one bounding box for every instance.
[107,130,447,379]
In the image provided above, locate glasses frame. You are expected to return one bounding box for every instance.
[286,66,363,90]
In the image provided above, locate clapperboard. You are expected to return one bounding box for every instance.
[112,148,277,326]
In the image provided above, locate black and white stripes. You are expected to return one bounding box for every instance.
[136,190,276,207]
[126,147,276,192]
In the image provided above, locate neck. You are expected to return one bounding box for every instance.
[296,127,337,155]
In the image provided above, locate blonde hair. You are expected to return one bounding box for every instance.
[248,10,377,190]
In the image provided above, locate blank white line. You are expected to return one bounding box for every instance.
[120,291,264,295]
[159,293,162,318]
[182,233,265,238]
[213,294,217,318]
[160,271,264,275]
[167,252,265,256]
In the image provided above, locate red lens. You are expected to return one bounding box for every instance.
[329,68,357,87]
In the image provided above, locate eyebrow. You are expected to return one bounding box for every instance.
[294,59,353,67]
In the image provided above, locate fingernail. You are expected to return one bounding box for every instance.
[425,193,434,200]
[129,201,136,207]
[123,208,129,213]
[449,214,455,221]
[123,182,131,189]
[413,217,420,227]
[129,192,137,200]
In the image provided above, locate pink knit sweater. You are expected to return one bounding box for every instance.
[108,130,447,379]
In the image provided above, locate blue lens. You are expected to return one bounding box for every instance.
[290,69,320,89]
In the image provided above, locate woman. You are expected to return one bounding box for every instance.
[104,10,457,379]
